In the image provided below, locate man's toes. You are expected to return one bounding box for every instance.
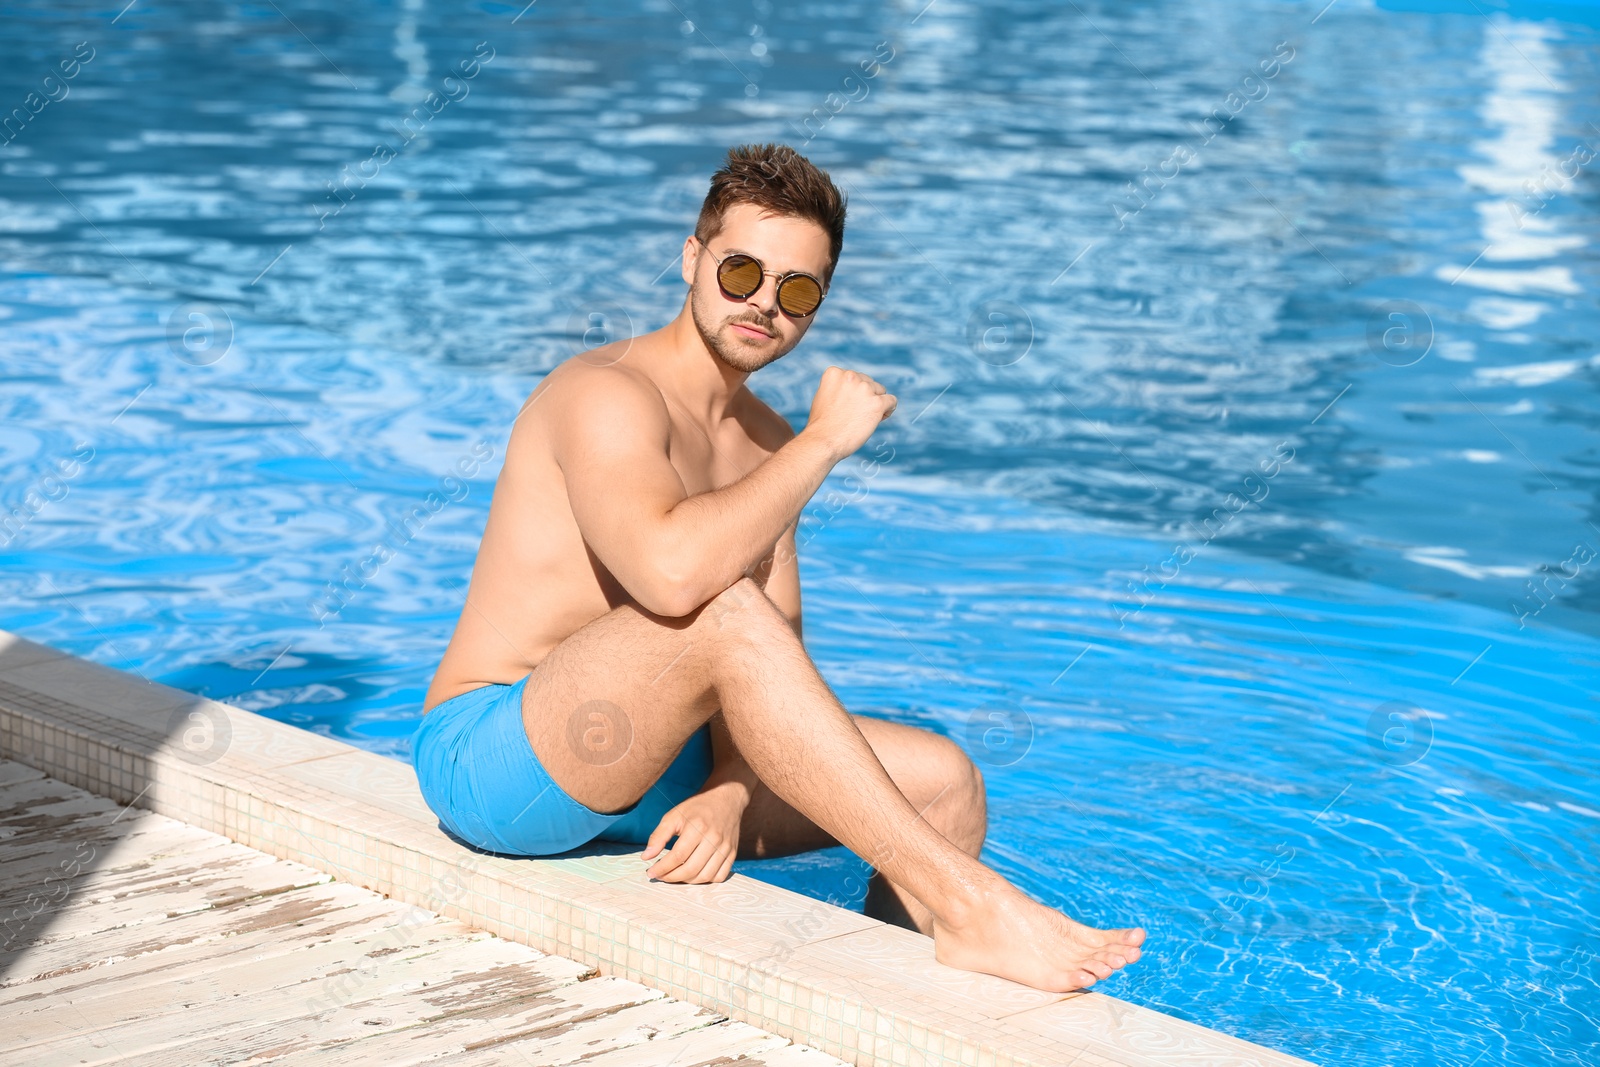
[1081,958,1114,981]
[1108,941,1141,964]
[1103,929,1143,959]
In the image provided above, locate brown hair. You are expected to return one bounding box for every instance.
[695,144,847,285]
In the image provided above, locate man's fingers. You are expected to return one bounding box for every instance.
[647,840,689,879]
[701,846,733,885]
[881,393,897,418]
[660,834,721,883]
[659,838,710,883]
[693,843,733,885]
[642,812,682,860]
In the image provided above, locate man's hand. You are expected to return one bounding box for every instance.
[802,366,896,462]
[642,783,748,884]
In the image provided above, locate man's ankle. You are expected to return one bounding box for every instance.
[927,867,1008,930]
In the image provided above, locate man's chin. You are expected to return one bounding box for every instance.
[714,331,784,371]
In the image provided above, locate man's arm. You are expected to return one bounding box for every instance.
[551,364,891,617]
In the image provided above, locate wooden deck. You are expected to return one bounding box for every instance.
[0,758,846,1066]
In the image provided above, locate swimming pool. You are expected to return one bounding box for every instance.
[2,0,1596,1062]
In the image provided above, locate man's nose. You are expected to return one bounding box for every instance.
[745,274,781,315]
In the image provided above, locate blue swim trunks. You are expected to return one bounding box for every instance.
[411,675,714,856]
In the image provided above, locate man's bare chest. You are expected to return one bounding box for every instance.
[664,421,771,497]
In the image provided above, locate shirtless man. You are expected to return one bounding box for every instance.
[414,143,1144,992]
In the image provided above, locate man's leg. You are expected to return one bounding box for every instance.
[732,715,987,936]
[520,577,1143,992]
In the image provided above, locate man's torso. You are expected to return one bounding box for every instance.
[422,337,791,711]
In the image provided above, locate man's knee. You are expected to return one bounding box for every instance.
[927,734,987,846]
[933,733,984,800]
[885,728,980,808]
[700,577,788,637]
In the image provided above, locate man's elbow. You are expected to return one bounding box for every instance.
[638,587,700,619]
[635,563,708,619]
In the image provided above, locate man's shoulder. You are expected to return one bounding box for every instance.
[519,358,673,458]
[734,387,797,453]
[539,357,671,422]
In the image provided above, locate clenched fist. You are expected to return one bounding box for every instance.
[803,366,897,461]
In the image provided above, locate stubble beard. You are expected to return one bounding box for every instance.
[690,289,791,373]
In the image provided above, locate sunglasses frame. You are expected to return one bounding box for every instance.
[695,237,828,319]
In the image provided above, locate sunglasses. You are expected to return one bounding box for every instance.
[697,238,827,319]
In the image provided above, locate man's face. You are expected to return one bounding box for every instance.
[682,201,832,373]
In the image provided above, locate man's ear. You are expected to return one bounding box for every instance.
[680,235,700,287]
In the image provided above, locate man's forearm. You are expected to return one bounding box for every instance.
[658,429,837,611]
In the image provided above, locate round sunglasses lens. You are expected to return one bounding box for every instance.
[717,255,763,298]
[778,275,823,317]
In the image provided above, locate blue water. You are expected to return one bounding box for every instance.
[2,1,1597,1062]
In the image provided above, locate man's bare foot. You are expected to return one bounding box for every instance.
[932,881,1146,992]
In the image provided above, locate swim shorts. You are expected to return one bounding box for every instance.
[411,674,714,856]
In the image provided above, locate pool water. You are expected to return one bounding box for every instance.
[2,0,1597,1062]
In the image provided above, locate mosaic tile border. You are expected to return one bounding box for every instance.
[0,630,1314,1067]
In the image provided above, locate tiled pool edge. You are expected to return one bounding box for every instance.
[0,630,1314,1067]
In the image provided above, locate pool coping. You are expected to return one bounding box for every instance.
[0,629,1315,1067]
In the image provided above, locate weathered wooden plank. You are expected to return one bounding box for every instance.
[6,895,419,1011]
[2,841,329,965]
[1,889,426,1011]
[2,811,253,973]
[418,997,755,1067]
[0,786,207,843]
[0,808,131,867]
[0,879,379,988]
[48,970,660,1067]
[421,995,727,1065]
[0,772,104,817]
[0,797,211,870]
[0,830,275,920]
[6,834,303,913]
[734,1041,854,1066]
[258,958,636,1058]
[548,1016,790,1067]
[0,830,236,965]
[0,783,121,843]
[247,974,674,1067]
[6,917,590,1058]
[0,818,164,897]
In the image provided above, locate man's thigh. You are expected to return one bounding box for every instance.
[519,599,725,817]
[737,716,974,860]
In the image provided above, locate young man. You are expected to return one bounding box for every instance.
[414,144,1144,991]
